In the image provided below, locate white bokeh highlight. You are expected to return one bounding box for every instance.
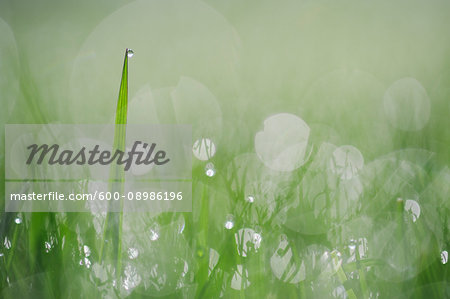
[383,77,431,131]
[255,113,310,172]
[193,138,216,161]
[329,145,364,180]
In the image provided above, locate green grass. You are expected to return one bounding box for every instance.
[1,54,449,298]
[1,1,450,298]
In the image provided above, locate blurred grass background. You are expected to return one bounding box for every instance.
[0,0,449,298]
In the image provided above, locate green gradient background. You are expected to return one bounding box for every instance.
[0,0,449,298]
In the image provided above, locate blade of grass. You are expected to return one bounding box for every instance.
[99,49,130,286]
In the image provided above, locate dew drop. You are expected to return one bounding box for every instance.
[348,239,357,251]
[224,214,234,230]
[150,228,159,241]
[205,162,215,177]
[122,264,141,291]
[178,221,185,234]
[441,250,448,265]
[128,247,139,260]
[246,195,255,203]
[44,236,56,253]
[127,49,134,58]
[347,239,357,263]
[4,237,11,249]
[224,221,234,229]
[83,245,91,257]
[45,241,52,253]
[14,217,22,224]
[84,257,91,269]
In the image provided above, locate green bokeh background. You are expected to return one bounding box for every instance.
[0,0,449,298]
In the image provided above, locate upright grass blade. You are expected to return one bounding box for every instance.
[99,49,131,284]
[114,49,130,126]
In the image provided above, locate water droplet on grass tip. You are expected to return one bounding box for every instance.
[348,239,356,251]
[14,217,22,224]
[246,195,255,203]
[205,162,215,177]
[127,49,134,57]
[79,257,91,268]
[224,214,234,230]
